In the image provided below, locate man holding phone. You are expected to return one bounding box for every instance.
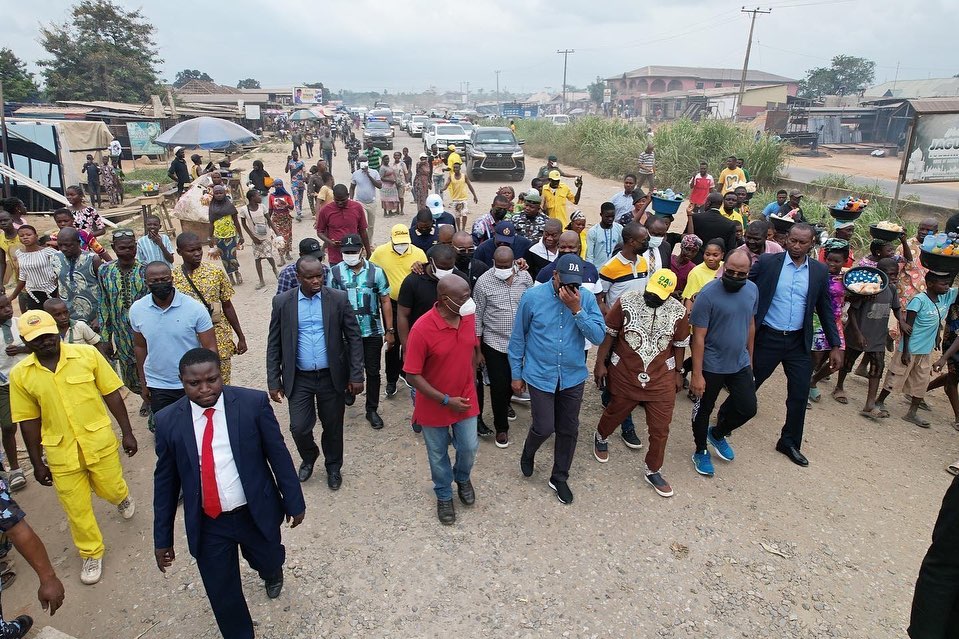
[508,254,605,505]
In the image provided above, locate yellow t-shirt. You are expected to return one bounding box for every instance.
[316,185,335,208]
[682,262,722,300]
[719,208,744,228]
[369,243,428,300]
[541,183,575,227]
[0,232,23,285]
[718,168,746,194]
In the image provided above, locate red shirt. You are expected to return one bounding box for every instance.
[403,306,479,427]
[314,200,368,264]
[689,174,714,205]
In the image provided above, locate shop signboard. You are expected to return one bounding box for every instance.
[125,121,164,156]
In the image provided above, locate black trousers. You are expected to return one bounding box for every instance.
[523,382,584,483]
[196,506,284,639]
[910,475,959,639]
[149,387,186,416]
[732,327,811,449]
[385,300,404,384]
[691,366,757,452]
[482,342,512,433]
[362,335,383,412]
[288,369,344,472]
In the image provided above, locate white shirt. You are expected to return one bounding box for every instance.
[109,140,122,157]
[191,395,246,511]
[0,318,23,385]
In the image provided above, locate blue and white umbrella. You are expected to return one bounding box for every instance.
[154,116,259,150]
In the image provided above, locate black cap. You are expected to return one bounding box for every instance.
[298,238,324,258]
[340,234,363,253]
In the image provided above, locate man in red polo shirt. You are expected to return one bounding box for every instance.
[315,184,373,265]
[403,275,481,525]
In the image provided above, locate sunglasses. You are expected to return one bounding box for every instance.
[112,229,135,239]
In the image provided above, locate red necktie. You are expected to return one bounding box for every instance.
[201,408,222,518]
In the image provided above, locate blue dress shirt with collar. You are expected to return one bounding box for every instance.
[296,288,329,371]
[763,256,809,332]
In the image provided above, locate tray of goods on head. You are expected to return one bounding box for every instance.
[829,196,869,222]
[843,266,888,297]
[769,214,796,233]
[920,232,959,273]
[650,190,683,216]
[868,221,903,241]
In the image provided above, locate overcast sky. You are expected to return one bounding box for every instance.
[7,0,958,97]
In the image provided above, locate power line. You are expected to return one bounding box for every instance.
[735,7,772,120]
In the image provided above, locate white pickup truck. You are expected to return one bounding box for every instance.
[423,122,469,153]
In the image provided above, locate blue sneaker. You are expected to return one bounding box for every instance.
[692,451,714,476]
[707,426,735,461]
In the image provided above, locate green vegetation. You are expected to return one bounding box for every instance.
[809,174,887,195]
[512,117,788,192]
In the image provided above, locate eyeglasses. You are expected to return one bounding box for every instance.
[112,229,135,238]
[725,270,749,279]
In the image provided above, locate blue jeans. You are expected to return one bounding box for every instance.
[432,174,445,194]
[601,386,635,434]
[420,417,478,500]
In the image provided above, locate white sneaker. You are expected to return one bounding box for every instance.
[117,496,135,520]
[80,557,102,585]
[511,390,531,403]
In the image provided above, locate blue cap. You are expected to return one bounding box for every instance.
[555,253,584,284]
[494,221,516,244]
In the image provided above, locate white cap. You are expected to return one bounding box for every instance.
[426,194,444,216]
[173,146,183,154]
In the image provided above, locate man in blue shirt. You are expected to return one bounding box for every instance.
[329,235,393,429]
[609,174,638,222]
[130,262,218,424]
[509,254,605,505]
[761,190,788,218]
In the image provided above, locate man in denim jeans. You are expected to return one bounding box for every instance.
[403,275,480,525]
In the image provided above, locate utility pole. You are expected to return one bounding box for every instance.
[0,79,10,198]
[495,70,501,116]
[465,81,470,107]
[557,49,575,114]
[734,7,771,121]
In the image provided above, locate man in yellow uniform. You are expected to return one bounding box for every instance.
[10,310,137,586]
[541,169,582,228]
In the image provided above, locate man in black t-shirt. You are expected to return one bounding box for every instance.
[686,192,739,263]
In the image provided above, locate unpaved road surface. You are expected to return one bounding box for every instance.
[6,130,955,638]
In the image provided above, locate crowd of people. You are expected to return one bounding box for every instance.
[0,129,955,638]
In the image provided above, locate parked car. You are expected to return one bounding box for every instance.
[544,114,570,126]
[408,115,428,137]
[392,109,406,129]
[424,122,469,153]
[465,127,525,181]
[363,118,394,149]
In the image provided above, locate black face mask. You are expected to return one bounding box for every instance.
[455,253,473,269]
[149,281,174,300]
[722,274,748,293]
[634,242,649,255]
[493,207,509,220]
[643,292,666,308]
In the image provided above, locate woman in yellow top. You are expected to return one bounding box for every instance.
[567,210,587,258]
[207,184,245,285]
[682,239,725,307]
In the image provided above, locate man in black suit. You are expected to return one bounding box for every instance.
[153,349,305,639]
[267,255,365,489]
[723,223,842,466]
[685,192,739,262]
[909,475,959,638]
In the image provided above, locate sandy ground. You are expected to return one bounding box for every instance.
[5,129,957,638]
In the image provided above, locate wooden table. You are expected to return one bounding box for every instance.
[138,194,176,237]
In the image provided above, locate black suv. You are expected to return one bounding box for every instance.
[465,127,525,181]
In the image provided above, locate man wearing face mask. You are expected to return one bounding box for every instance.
[472,195,512,245]
[316,184,372,265]
[396,244,467,360]
[410,208,439,253]
[509,254,606,505]
[643,215,672,275]
[593,269,689,498]
[688,250,758,478]
[452,232,491,436]
[598,222,650,317]
[370,225,427,398]
[329,235,393,430]
[475,221,532,267]
[130,262,218,421]
[423,194,456,228]
[475,247,534,448]
[526,219,563,280]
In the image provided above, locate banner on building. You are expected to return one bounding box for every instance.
[244,104,261,120]
[904,112,959,184]
[125,121,164,156]
[292,86,322,105]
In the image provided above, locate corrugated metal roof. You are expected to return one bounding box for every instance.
[634,84,786,100]
[909,98,959,114]
[864,78,959,99]
[607,65,796,83]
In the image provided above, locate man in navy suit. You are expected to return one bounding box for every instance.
[721,223,842,467]
[153,349,306,639]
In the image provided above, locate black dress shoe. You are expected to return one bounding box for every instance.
[456,480,475,505]
[344,393,355,407]
[264,570,283,599]
[385,382,397,397]
[366,410,384,429]
[775,442,809,467]
[327,471,342,490]
[298,461,315,483]
[437,499,455,525]
[477,419,494,437]
[520,450,535,477]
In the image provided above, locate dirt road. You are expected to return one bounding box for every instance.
[6,129,955,638]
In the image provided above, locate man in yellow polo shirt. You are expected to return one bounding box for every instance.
[369,224,428,397]
[541,169,582,228]
[10,310,137,587]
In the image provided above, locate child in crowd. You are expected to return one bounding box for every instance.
[833,258,902,417]
[47,208,112,261]
[859,234,911,269]
[809,240,849,403]
[928,298,959,429]
[42,298,109,356]
[877,271,957,427]
[671,235,701,298]
[238,190,279,290]
[9,226,58,310]
[682,239,724,305]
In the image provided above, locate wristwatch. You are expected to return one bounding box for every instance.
[386,328,396,333]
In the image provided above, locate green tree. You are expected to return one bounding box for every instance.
[0,48,40,102]
[798,55,876,99]
[37,0,161,102]
[236,78,260,89]
[173,69,213,88]
[587,76,609,105]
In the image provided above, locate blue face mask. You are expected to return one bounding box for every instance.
[648,236,664,249]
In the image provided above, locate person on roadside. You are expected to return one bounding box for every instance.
[65,184,106,239]
[509,254,605,505]
[609,175,638,221]
[413,152,432,209]
[269,179,295,263]
[685,192,739,262]
[364,139,383,172]
[429,144,446,195]
[537,154,576,180]
[378,155,401,218]
[0,295,27,491]
[329,235,393,430]
[424,193,457,229]
[275,238,329,296]
[168,147,191,197]
[404,275,481,525]
[688,250,757,477]
[291,130,303,157]
[173,233,248,385]
[248,160,271,197]
[80,154,101,208]
[475,246,533,448]
[392,151,410,217]
[349,155,382,239]
[153,348,305,639]
[636,143,655,191]
[11,309,138,586]
[207,184,245,286]
[512,191,548,243]
[238,189,279,290]
[316,184,373,266]
[688,161,714,213]
[369,225,427,397]
[541,170,582,229]
[304,130,315,159]
[266,256,364,490]
[718,155,746,194]
[52,227,100,329]
[319,129,336,169]
[762,190,789,219]
[285,151,307,221]
[593,269,688,498]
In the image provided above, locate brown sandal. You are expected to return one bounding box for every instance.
[831,388,848,405]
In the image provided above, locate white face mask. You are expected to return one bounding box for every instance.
[494,266,515,280]
[446,296,476,317]
[648,236,664,249]
[433,266,454,280]
[342,253,361,266]
[393,243,409,255]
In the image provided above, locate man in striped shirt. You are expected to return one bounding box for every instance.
[636,143,655,191]
[364,139,383,171]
